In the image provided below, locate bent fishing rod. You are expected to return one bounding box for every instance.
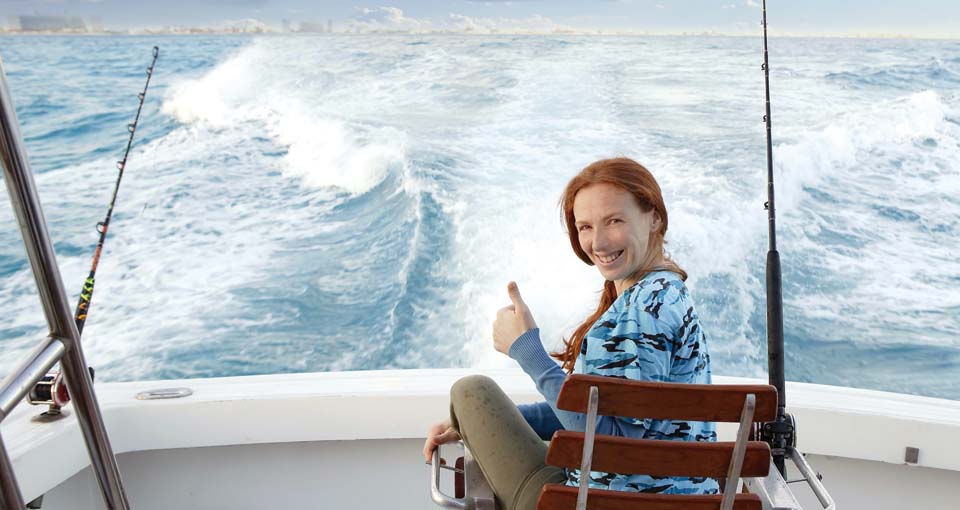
[757,1,793,477]
[27,46,160,415]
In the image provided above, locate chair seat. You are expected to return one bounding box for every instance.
[537,484,762,510]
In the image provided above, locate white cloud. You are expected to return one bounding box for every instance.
[745,0,760,7]
[342,6,575,34]
[348,6,430,32]
[447,13,574,34]
[448,13,483,32]
[349,7,573,34]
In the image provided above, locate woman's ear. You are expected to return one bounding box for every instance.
[650,212,662,233]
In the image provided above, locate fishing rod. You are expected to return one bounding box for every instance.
[27,46,160,416]
[757,1,794,478]
[75,46,159,335]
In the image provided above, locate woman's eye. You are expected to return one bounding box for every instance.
[608,218,622,225]
[578,225,591,232]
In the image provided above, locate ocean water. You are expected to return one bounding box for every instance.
[0,35,957,400]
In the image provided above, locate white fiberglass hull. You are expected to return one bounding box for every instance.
[4,368,959,509]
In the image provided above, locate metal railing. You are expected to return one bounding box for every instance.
[0,54,130,509]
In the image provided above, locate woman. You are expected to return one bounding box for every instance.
[423,157,718,509]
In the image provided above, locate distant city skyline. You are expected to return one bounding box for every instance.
[0,1,957,38]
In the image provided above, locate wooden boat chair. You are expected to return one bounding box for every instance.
[536,373,777,510]
[432,373,829,510]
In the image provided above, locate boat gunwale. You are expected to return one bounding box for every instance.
[3,367,959,501]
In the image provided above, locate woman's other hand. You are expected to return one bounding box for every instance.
[493,281,538,354]
[423,419,460,463]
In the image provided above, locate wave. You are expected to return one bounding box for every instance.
[775,89,959,350]
[161,42,407,196]
[776,90,951,208]
[825,59,960,90]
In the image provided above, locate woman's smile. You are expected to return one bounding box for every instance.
[595,250,624,265]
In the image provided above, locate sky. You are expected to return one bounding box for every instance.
[0,0,957,37]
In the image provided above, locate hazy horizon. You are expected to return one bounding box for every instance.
[0,1,957,39]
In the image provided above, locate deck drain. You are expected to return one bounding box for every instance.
[135,387,193,400]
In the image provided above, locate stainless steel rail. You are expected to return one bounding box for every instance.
[788,447,836,510]
[431,447,467,510]
[0,432,26,509]
[0,54,130,509]
[0,337,66,419]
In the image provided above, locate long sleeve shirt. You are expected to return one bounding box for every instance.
[509,270,719,494]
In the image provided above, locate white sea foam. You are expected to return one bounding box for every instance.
[774,90,960,347]
[161,42,407,196]
[776,90,950,212]
[1,35,958,397]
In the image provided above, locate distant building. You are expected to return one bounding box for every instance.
[219,18,268,33]
[88,17,103,33]
[327,19,333,33]
[298,21,325,33]
[16,15,87,32]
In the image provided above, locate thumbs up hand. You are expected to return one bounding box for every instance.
[493,281,538,354]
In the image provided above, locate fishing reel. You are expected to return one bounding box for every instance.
[753,413,797,455]
[758,411,797,477]
[27,366,95,416]
[759,412,796,449]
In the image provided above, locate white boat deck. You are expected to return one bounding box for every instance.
[4,368,960,509]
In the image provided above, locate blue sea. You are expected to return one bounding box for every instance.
[0,35,957,400]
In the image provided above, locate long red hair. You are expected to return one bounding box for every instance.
[550,157,687,372]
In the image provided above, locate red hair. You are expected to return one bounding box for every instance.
[551,157,687,372]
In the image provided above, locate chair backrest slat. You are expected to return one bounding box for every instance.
[538,485,762,510]
[557,374,777,422]
[546,431,771,478]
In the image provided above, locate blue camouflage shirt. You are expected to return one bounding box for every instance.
[511,269,719,495]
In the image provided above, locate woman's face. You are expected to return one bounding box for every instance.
[573,183,661,289]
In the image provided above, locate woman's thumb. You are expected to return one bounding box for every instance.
[507,281,525,308]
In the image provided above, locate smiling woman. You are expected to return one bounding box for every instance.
[553,157,689,372]
[423,157,717,509]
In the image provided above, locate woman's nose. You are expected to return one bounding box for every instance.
[592,228,609,252]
